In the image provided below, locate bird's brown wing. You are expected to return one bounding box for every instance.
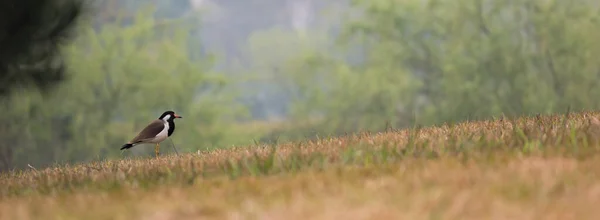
[129,119,165,144]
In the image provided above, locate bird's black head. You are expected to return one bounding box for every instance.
[159,110,182,121]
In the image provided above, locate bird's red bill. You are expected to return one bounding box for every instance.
[175,114,182,118]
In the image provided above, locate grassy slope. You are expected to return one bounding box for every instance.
[3,111,600,219]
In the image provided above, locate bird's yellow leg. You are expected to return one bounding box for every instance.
[155,143,160,157]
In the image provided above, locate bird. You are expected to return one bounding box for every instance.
[120,110,182,157]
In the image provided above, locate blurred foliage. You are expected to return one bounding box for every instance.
[0,0,85,96]
[260,0,600,140]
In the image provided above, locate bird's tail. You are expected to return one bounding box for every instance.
[120,143,133,150]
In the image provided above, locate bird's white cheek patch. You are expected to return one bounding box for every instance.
[162,114,171,121]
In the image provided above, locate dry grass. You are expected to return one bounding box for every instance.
[3,111,600,219]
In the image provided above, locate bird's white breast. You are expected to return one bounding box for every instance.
[151,121,169,143]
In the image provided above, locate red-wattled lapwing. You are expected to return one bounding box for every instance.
[120,110,182,157]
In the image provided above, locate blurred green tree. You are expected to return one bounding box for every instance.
[0,0,86,171]
[0,0,86,96]
[278,0,600,138]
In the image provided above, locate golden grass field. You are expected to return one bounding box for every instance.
[3,111,600,219]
